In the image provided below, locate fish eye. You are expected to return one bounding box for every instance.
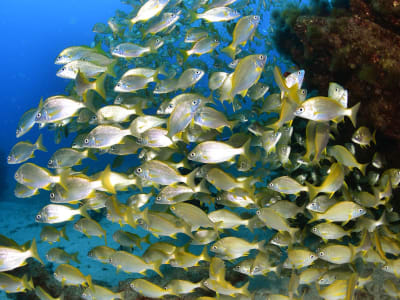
[156,38,160,42]
[312,227,317,232]
[358,208,364,213]
[203,280,209,286]
[192,99,198,105]
[189,152,196,157]
[16,129,20,135]
[91,116,97,121]
[36,112,41,118]
[137,219,144,225]
[50,192,55,199]
[256,210,261,216]
[168,104,174,109]
[335,87,339,92]
[234,265,240,270]
[170,206,175,210]
[253,16,259,19]
[212,245,217,250]
[195,70,201,75]
[310,254,315,259]
[35,214,42,221]
[110,146,116,151]
[214,39,218,42]
[253,266,260,272]
[14,173,19,179]
[301,90,306,94]
[7,156,11,161]
[117,83,121,87]
[136,167,142,173]
[84,138,89,144]
[48,159,53,164]
[156,196,162,201]
[319,251,324,256]
[108,257,113,263]
[297,107,305,114]
[259,55,264,59]
[164,286,168,290]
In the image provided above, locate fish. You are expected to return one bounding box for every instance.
[211,237,265,259]
[311,222,350,241]
[352,126,376,147]
[0,239,42,272]
[305,163,345,199]
[35,204,89,224]
[109,250,162,276]
[180,37,220,61]
[164,279,202,295]
[74,217,107,244]
[7,134,47,164]
[188,139,250,163]
[230,54,267,99]
[56,59,116,79]
[46,248,80,264]
[0,273,34,294]
[14,163,62,190]
[35,96,86,124]
[82,284,124,300]
[16,98,43,137]
[111,38,164,58]
[54,264,92,287]
[267,176,308,195]
[222,15,260,59]
[87,246,116,264]
[130,278,174,298]
[294,97,360,127]
[327,145,368,175]
[130,0,170,26]
[40,225,69,244]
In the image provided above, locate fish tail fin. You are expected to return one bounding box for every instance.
[71,252,81,264]
[359,163,368,176]
[86,149,97,161]
[79,204,90,219]
[241,138,252,158]
[100,164,116,194]
[241,281,251,297]
[129,18,136,30]
[153,259,163,277]
[372,129,376,145]
[58,169,70,192]
[86,274,93,290]
[29,238,43,264]
[61,225,69,241]
[257,240,267,252]
[95,72,107,99]
[143,233,151,246]
[22,274,34,290]
[156,63,168,77]
[305,182,319,201]
[185,167,198,190]
[179,49,189,62]
[347,102,360,127]
[221,44,236,59]
[35,134,47,152]
[106,59,117,78]
[188,10,197,23]
[200,245,210,262]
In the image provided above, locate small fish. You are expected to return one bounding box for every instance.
[137,128,173,148]
[111,38,164,58]
[317,244,356,264]
[46,248,80,264]
[0,239,42,272]
[35,96,86,124]
[16,98,43,137]
[0,273,34,294]
[209,72,229,91]
[222,15,260,59]
[83,125,131,149]
[185,28,208,43]
[35,204,89,224]
[40,225,69,244]
[74,217,107,243]
[82,284,123,300]
[230,54,267,99]
[130,279,174,298]
[130,0,170,26]
[306,195,337,213]
[143,12,181,37]
[256,207,299,237]
[7,134,47,164]
[167,97,203,137]
[14,183,39,198]
[327,145,368,175]
[87,246,116,264]
[352,126,376,147]
[109,250,162,276]
[203,278,250,297]
[54,264,92,287]
[188,139,250,163]
[294,97,360,127]
[180,37,220,61]
[286,248,318,268]
[96,105,141,124]
[193,7,241,22]
[14,163,61,190]
[164,279,202,295]
[211,237,265,259]
[112,230,150,249]
[56,60,116,79]
[169,246,209,269]
[309,201,365,224]
[55,44,104,65]
[176,68,205,90]
[268,176,308,195]
[311,222,350,241]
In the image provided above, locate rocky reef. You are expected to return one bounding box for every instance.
[273,0,400,168]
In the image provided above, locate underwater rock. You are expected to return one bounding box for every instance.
[275,0,400,167]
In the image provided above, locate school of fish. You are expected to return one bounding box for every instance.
[3,0,400,299]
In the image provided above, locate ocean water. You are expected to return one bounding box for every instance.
[0,0,354,299]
